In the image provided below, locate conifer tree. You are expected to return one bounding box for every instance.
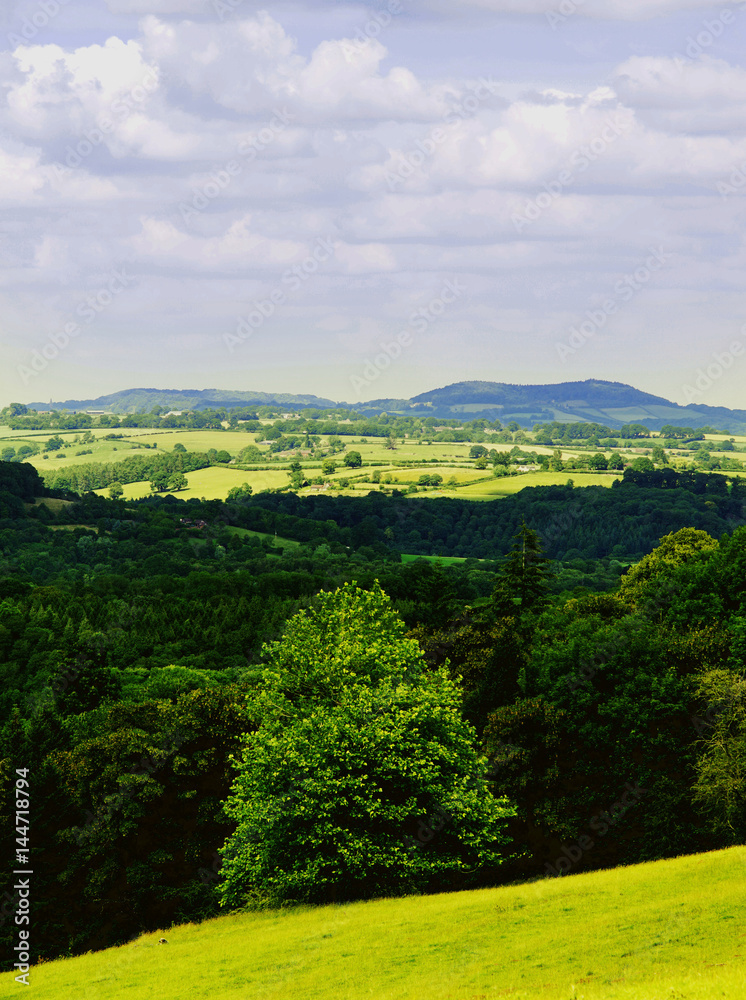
[493,520,553,613]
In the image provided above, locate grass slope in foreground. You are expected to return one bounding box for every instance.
[8,847,746,999]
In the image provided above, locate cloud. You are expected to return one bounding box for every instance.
[3,37,162,156]
[131,213,305,268]
[0,145,45,202]
[614,55,746,133]
[140,13,450,122]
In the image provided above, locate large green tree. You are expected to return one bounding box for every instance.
[217,583,515,909]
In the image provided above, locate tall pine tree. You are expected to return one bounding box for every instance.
[493,520,553,613]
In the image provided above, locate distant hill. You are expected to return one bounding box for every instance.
[28,388,338,415]
[398,379,746,432]
[26,379,746,431]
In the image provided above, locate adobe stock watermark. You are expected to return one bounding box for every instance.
[223,237,339,354]
[23,659,83,717]
[717,159,746,198]
[145,108,295,254]
[7,0,70,48]
[178,109,294,226]
[403,801,453,853]
[210,0,248,19]
[566,580,681,694]
[691,681,745,738]
[17,268,132,385]
[349,276,466,396]
[556,246,671,362]
[512,114,633,233]
[681,338,744,403]
[546,0,587,30]
[672,6,745,70]
[544,781,647,876]
[385,78,499,191]
[70,729,189,846]
[341,0,403,63]
[47,69,160,182]
[540,499,583,554]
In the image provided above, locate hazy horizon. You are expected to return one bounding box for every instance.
[3,0,746,410]
[14,374,746,414]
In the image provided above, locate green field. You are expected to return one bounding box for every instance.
[358,466,494,485]
[224,526,300,549]
[94,467,290,501]
[436,471,622,500]
[114,430,259,453]
[400,553,474,565]
[6,846,745,999]
[355,438,475,463]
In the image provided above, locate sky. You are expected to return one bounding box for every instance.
[2,0,746,409]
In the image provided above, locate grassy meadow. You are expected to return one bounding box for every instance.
[6,846,745,1000]
[94,467,290,501]
[442,471,623,500]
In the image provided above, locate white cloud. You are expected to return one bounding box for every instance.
[6,38,159,135]
[614,56,746,133]
[132,213,312,270]
[0,139,46,202]
[140,13,450,122]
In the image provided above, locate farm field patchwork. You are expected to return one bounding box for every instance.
[6,846,745,1000]
[3,421,742,504]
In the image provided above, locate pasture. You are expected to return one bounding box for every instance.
[5,845,745,1000]
[450,471,622,498]
[94,467,290,501]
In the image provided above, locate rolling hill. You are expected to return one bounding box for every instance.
[26,379,746,431]
[27,388,338,414]
[401,379,746,431]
